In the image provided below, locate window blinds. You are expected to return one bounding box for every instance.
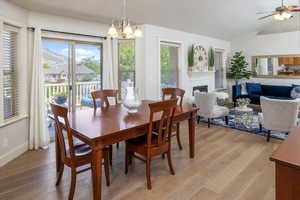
[2,24,19,120]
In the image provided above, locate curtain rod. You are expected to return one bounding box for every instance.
[27,27,107,40]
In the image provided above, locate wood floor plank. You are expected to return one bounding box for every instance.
[0,122,281,200]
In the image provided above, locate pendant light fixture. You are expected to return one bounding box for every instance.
[107,0,143,39]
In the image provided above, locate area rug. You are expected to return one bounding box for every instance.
[200,109,288,140]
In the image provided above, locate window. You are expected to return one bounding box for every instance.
[215,51,224,89]
[118,39,135,96]
[160,42,179,89]
[2,24,19,120]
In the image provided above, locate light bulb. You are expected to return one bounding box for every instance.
[123,25,133,35]
[282,12,292,19]
[107,24,118,38]
[274,13,284,21]
[133,27,143,37]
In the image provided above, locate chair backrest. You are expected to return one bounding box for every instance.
[147,99,177,147]
[50,103,76,162]
[162,88,185,106]
[91,89,118,110]
[260,97,300,132]
[194,91,217,116]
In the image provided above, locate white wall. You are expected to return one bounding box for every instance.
[231,31,300,86]
[28,12,109,37]
[0,0,29,167]
[140,24,231,102]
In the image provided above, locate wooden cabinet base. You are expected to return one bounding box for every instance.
[275,163,300,200]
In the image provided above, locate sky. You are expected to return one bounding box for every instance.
[42,41,101,62]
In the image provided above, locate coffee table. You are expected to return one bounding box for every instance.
[234,106,256,129]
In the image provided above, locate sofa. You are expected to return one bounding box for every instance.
[233,83,296,105]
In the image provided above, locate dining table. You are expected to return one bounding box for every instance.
[53,100,199,200]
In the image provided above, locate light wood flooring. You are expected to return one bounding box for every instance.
[0,122,281,200]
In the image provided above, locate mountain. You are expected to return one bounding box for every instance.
[42,47,68,66]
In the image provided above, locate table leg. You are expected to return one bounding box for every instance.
[92,145,103,200]
[54,123,62,173]
[188,111,196,158]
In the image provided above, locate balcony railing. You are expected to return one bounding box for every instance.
[44,81,101,106]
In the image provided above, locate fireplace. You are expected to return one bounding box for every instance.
[192,85,208,96]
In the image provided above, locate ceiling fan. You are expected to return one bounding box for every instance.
[258,0,300,20]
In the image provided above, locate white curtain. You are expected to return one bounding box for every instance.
[103,38,117,90]
[29,27,49,150]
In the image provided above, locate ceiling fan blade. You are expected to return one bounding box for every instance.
[258,13,276,20]
[291,9,300,12]
[256,11,274,14]
[288,5,299,10]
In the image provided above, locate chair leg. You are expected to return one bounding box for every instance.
[197,116,200,124]
[116,142,119,149]
[55,164,64,186]
[104,151,110,187]
[109,145,113,166]
[68,168,77,200]
[259,124,262,133]
[225,116,229,125]
[125,144,129,174]
[267,130,271,142]
[166,151,175,175]
[162,153,165,159]
[208,118,211,128]
[146,158,152,190]
[176,123,183,150]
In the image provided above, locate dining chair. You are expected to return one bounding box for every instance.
[91,89,118,110]
[91,89,119,164]
[50,103,110,200]
[125,99,177,190]
[162,88,185,150]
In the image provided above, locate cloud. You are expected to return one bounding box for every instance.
[61,48,100,62]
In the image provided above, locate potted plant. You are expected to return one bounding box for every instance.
[227,51,252,86]
[208,47,215,71]
[188,46,194,71]
[236,98,251,109]
[54,92,68,105]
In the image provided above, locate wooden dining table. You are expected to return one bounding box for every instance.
[53,100,199,200]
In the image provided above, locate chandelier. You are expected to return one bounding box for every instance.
[107,0,142,39]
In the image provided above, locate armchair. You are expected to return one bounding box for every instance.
[259,96,300,142]
[194,91,229,128]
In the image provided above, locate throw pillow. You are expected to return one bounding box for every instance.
[291,86,300,99]
[246,83,262,95]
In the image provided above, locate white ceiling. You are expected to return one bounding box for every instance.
[7,0,300,40]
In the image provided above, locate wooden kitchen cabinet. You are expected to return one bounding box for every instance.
[278,57,295,65]
[294,57,300,65]
[288,57,294,65]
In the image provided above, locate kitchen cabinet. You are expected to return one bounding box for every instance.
[294,57,300,65]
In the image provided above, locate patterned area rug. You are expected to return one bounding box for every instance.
[200,109,288,140]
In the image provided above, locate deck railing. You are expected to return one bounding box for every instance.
[44,81,101,105]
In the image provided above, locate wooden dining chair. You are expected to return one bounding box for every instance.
[91,89,118,110]
[90,89,119,164]
[162,88,185,150]
[50,103,110,200]
[125,99,177,190]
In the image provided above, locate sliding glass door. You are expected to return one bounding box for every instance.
[42,39,102,139]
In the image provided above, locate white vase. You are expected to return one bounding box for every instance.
[240,105,248,110]
[123,87,141,113]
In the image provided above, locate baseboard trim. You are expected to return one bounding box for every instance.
[0,142,28,167]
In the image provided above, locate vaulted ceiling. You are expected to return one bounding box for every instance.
[7,0,300,40]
